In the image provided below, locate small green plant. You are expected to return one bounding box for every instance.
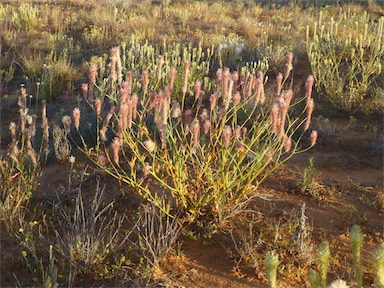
[350,224,363,288]
[318,241,330,288]
[373,243,384,288]
[264,250,279,288]
[298,157,324,198]
[308,268,320,288]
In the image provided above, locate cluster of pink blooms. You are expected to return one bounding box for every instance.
[269,53,318,151]
[9,87,50,166]
[72,48,318,168]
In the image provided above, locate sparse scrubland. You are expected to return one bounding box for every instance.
[0,0,383,287]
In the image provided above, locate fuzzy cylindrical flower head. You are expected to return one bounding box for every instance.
[72,108,81,129]
[191,118,200,146]
[171,101,181,119]
[142,162,151,177]
[222,125,232,148]
[194,80,202,99]
[276,73,283,96]
[157,55,165,80]
[310,130,318,146]
[305,98,315,130]
[94,98,102,117]
[184,109,192,125]
[9,122,17,143]
[142,70,149,94]
[81,83,88,99]
[144,139,156,153]
[210,93,217,111]
[169,67,177,91]
[62,115,72,134]
[182,61,190,94]
[203,119,211,134]
[98,151,108,166]
[283,90,293,107]
[305,75,315,100]
[89,63,98,84]
[284,52,294,79]
[233,91,241,106]
[110,137,121,163]
[234,126,241,140]
[284,135,292,153]
[199,109,209,121]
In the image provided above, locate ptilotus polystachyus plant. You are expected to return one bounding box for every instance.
[73,45,318,227]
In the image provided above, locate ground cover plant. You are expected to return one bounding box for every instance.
[0,0,383,287]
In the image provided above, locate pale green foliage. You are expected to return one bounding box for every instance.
[83,25,113,48]
[306,11,384,110]
[11,3,40,31]
[298,157,322,197]
[20,49,77,100]
[350,225,363,288]
[318,241,330,288]
[264,251,279,288]
[373,243,384,288]
[308,268,320,288]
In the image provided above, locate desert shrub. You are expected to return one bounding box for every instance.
[306,11,384,111]
[73,43,316,231]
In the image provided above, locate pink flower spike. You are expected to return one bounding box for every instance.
[184,109,192,125]
[210,93,217,111]
[191,118,200,146]
[110,137,121,163]
[73,108,81,129]
[142,162,151,176]
[310,130,318,146]
[94,98,102,117]
[203,120,211,134]
[222,125,232,148]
